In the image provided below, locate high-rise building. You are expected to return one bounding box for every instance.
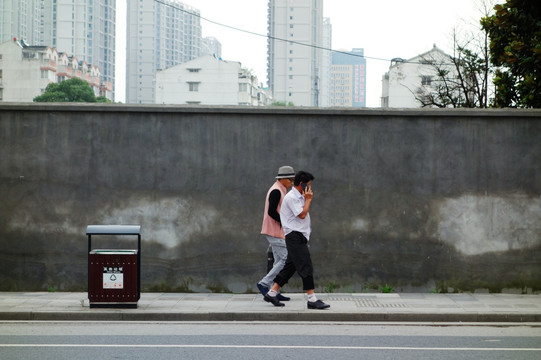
[0,0,44,46]
[330,48,366,107]
[0,0,116,100]
[267,0,325,107]
[126,0,202,104]
[320,17,332,107]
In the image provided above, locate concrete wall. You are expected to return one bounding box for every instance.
[1,103,540,293]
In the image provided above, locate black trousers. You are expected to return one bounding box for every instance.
[273,231,315,290]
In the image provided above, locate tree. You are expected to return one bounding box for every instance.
[414,1,494,108]
[33,77,98,102]
[96,96,112,103]
[271,101,295,106]
[416,36,491,108]
[481,0,541,108]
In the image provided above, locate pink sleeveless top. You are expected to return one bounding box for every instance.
[260,181,287,239]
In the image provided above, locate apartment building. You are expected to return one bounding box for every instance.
[0,0,45,46]
[0,39,111,102]
[0,0,116,100]
[126,0,202,104]
[155,55,271,106]
[330,48,366,107]
[267,0,327,106]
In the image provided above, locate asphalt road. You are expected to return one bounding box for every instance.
[1,321,540,359]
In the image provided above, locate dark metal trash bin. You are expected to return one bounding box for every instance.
[86,225,141,308]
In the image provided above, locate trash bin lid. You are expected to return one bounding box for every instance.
[86,225,141,235]
[90,249,138,254]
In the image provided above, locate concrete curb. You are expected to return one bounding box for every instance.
[1,311,540,322]
[1,292,540,323]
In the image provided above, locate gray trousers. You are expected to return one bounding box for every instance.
[259,235,288,288]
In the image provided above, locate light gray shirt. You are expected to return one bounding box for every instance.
[280,187,311,240]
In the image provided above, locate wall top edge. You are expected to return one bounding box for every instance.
[1,103,541,117]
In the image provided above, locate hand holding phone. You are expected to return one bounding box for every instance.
[301,182,313,200]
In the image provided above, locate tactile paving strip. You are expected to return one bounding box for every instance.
[325,296,408,308]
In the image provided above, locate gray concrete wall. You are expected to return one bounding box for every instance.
[1,103,540,293]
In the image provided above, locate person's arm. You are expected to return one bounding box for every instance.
[267,189,282,224]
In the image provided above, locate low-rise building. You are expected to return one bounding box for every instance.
[0,39,112,102]
[381,45,456,108]
[155,55,272,106]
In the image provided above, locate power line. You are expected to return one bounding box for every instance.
[152,0,454,66]
[153,0,383,61]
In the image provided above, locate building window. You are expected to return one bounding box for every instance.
[188,68,200,72]
[188,82,199,92]
[239,83,248,92]
[421,76,432,86]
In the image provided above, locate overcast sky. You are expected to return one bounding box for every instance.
[115,0,492,106]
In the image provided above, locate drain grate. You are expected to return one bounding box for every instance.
[355,299,407,308]
[325,296,408,308]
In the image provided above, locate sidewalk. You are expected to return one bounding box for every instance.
[1,292,540,322]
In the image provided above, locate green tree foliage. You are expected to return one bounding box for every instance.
[481,0,541,108]
[96,96,112,103]
[33,77,99,102]
[271,101,295,106]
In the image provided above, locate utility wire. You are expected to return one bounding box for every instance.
[154,0,383,61]
[153,0,454,66]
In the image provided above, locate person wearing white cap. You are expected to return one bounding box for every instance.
[256,166,296,301]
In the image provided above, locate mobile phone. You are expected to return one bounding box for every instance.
[301,183,308,192]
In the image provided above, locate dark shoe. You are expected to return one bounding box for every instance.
[276,293,290,301]
[256,283,269,296]
[264,294,285,307]
[307,300,330,310]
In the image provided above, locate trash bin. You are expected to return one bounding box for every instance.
[86,225,141,308]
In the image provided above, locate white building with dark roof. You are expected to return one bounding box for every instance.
[381,45,457,108]
[155,55,271,106]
